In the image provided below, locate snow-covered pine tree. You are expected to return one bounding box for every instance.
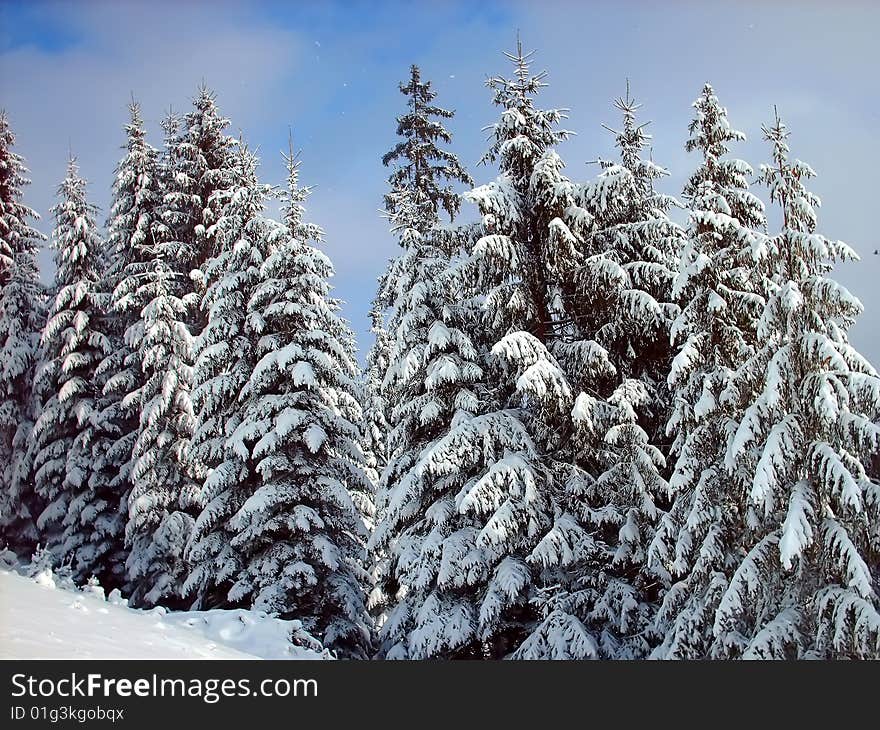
[368,64,475,645]
[453,41,581,658]
[0,112,47,555]
[368,188,499,658]
[120,106,206,608]
[30,158,126,586]
[648,84,770,659]
[571,84,683,446]
[160,89,241,499]
[155,109,186,258]
[160,86,238,340]
[362,304,390,486]
[371,62,473,453]
[404,40,606,658]
[98,101,166,559]
[223,144,373,658]
[716,112,880,659]
[519,86,684,659]
[372,63,473,431]
[464,40,582,344]
[381,64,472,225]
[125,247,200,609]
[184,144,271,609]
[358,304,388,636]
[154,107,205,356]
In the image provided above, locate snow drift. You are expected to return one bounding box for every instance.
[0,568,330,660]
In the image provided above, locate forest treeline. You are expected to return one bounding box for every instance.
[1,42,879,659]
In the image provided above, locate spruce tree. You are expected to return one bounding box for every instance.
[125,249,199,608]
[368,65,478,653]
[184,145,270,608]
[362,304,390,488]
[519,87,684,659]
[571,84,682,445]
[368,195,492,658]
[464,40,583,343]
[465,41,633,659]
[371,42,611,658]
[0,112,47,554]
[716,113,880,658]
[155,109,186,259]
[31,158,125,586]
[163,86,238,302]
[121,106,205,607]
[100,101,165,512]
[224,146,373,658]
[381,64,472,224]
[649,84,769,658]
[157,88,240,500]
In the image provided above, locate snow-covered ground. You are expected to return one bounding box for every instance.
[0,568,329,660]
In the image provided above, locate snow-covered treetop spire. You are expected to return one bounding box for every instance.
[51,157,102,285]
[106,98,161,280]
[600,81,656,180]
[160,107,180,148]
[755,110,859,318]
[0,111,45,285]
[681,84,765,237]
[505,32,544,96]
[588,82,679,227]
[192,82,228,127]
[685,83,746,167]
[480,38,571,178]
[167,83,238,274]
[678,82,766,267]
[126,99,145,147]
[758,109,826,240]
[281,132,323,244]
[754,108,861,323]
[382,64,472,227]
[187,83,236,181]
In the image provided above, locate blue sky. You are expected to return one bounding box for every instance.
[2,0,878,364]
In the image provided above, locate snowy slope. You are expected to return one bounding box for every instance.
[0,569,328,660]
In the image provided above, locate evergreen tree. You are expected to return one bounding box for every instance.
[464,40,582,344]
[361,302,390,624]
[716,113,880,658]
[0,112,46,554]
[184,145,271,609]
[371,42,610,658]
[368,195,492,657]
[223,146,373,658]
[649,84,769,658]
[571,84,682,445]
[31,158,125,586]
[381,64,472,225]
[125,249,199,608]
[464,41,637,659]
[121,106,205,607]
[362,304,390,488]
[155,109,186,258]
[157,88,241,501]
[518,86,684,659]
[368,64,476,651]
[99,101,166,558]
[163,86,238,299]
